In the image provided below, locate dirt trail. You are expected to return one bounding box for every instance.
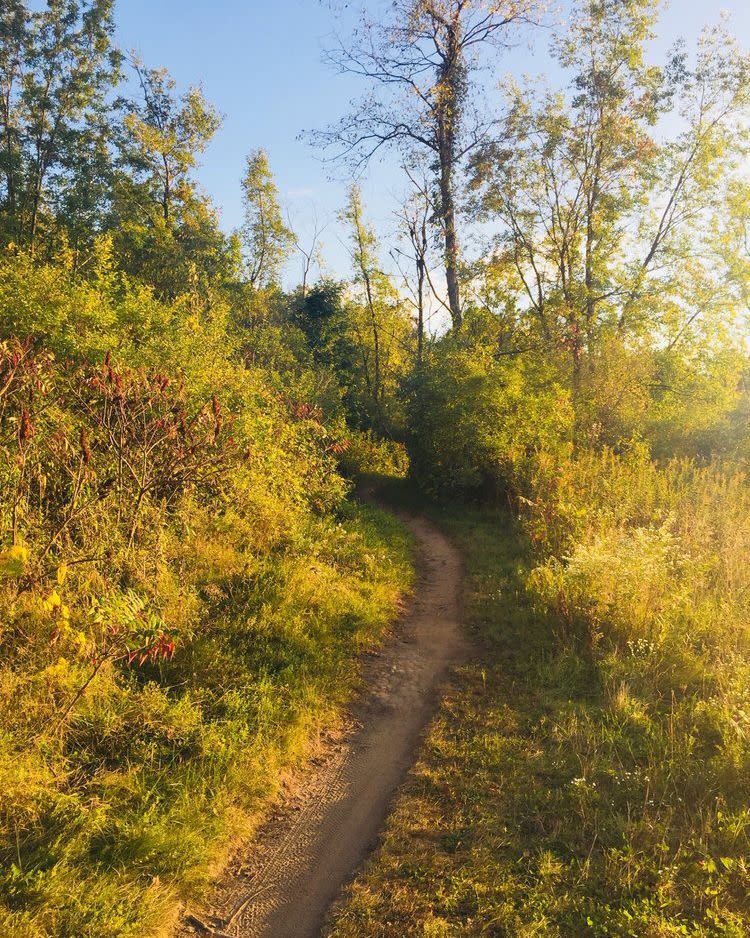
[180,504,466,938]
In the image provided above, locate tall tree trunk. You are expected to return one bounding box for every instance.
[408,207,427,366]
[436,16,463,332]
[439,156,462,330]
[416,251,425,366]
[362,263,381,414]
[354,213,383,425]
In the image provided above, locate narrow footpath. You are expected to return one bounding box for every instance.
[180,504,466,938]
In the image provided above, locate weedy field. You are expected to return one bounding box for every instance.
[2,0,750,935]
[0,264,414,938]
[0,484,412,938]
[327,477,750,938]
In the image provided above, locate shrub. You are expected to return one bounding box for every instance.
[0,256,412,937]
[338,429,410,479]
[406,314,573,498]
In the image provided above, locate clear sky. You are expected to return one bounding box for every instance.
[113,1,750,285]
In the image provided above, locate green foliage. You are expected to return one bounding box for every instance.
[1,2,750,936]
[468,0,750,425]
[407,311,573,496]
[336,185,414,434]
[241,149,293,290]
[328,489,750,937]
[122,59,222,226]
[338,430,410,479]
[324,21,750,928]
[113,59,231,297]
[288,279,381,429]
[290,280,358,373]
[0,241,413,936]
[0,0,121,255]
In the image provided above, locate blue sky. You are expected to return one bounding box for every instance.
[113,1,750,284]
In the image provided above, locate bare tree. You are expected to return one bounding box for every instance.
[310,0,537,331]
[287,206,327,298]
[403,200,428,365]
[391,167,450,364]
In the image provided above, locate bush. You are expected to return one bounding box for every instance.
[406,313,573,497]
[338,429,410,479]
[0,256,412,937]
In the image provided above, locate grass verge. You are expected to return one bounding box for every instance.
[0,500,413,938]
[326,486,750,938]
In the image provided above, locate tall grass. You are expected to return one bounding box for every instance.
[328,461,750,936]
[0,318,413,936]
[0,495,412,938]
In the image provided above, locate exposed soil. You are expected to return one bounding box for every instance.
[179,503,466,938]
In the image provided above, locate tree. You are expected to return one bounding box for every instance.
[312,0,537,331]
[401,193,429,366]
[289,207,325,299]
[240,148,292,289]
[0,0,27,237]
[469,0,750,402]
[288,279,366,421]
[341,184,412,431]
[391,167,455,365]
[344,185,383,421]
[0,0,121,254]
[113,58,231,297]
[122,58,221,226]
[719,179,750,313]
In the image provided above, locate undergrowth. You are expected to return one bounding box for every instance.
[0,258,414,938]
[0,496,412,938]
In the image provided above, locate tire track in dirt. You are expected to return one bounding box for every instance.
[179,503,466,938]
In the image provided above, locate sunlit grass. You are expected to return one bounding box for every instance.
[0,501,413,938]
[327,482,750,938]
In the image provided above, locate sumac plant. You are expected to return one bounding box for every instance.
[0,338,56,433]
[0,338,58,544]
[1,342,238,557]
[288,397,349,457]
[68,355,238,546]
[55,588,178,726]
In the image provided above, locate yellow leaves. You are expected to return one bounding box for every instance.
[73,630,88,652]
[47,656,70,676]
[2,547,83,648]
[42,590,70,622]
[42,588,90,655]
[704,856,736,875]
[44,590,61,612]
[0,544,30,578]
[42,590,75,645]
